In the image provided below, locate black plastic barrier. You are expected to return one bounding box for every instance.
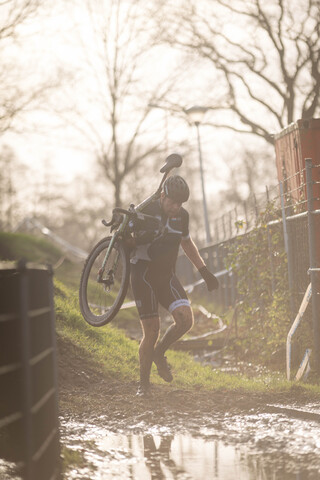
[0,261,60,480]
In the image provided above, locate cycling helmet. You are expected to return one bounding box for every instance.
[163,175,190,203]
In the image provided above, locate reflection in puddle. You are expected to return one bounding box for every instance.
[0,459,22,480]
[62,419,320,479]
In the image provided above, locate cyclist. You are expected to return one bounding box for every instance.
[130,175,219,396]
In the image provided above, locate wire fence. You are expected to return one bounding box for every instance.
[177,160,320,371]
[210,185,281,244]
[177,162,320,312]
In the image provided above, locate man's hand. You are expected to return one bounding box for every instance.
[199,266,219,291]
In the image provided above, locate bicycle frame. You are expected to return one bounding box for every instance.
[98,154,179,284]
[98,186,162,283]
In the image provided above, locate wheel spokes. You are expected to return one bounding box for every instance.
[86,244,124,315]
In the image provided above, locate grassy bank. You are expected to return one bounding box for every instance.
[0,231,83,288]
[55,279,319,396]
[1,231,320,396]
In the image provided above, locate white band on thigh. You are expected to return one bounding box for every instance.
[168,299,190,313]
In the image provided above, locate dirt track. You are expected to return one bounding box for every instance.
[57,336,315,428]
[58,337,320,479]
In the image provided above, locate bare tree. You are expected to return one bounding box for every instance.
[0,0,41,40]
[0,0,64,135]
[57,0,190,206]
[218,148,277,206]
[0,144,17,230]
[155,0,320,144]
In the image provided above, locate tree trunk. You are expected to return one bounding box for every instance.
[114,179,122,208]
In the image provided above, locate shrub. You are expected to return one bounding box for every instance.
[226,203,292,365]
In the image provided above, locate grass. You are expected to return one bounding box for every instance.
[55,278,320,396]
[0,231,62,264]
[55,279,141,381]
[2,231,320,396]
[0,231,83,286]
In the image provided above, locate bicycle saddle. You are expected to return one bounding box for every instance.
[160,153,182,173]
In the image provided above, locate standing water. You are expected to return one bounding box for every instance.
[61,410,320,479]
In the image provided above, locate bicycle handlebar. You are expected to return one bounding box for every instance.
[113,208,159,225]
[113,207,133,216]
[102,207,133,227]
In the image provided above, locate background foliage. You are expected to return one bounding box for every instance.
[226,204,303,365]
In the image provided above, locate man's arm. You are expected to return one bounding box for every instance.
[180,236,205,269]
[181,236,219,291]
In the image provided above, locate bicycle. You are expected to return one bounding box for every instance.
[79,153,183,327]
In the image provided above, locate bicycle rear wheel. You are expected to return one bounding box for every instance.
[79,236,130,326]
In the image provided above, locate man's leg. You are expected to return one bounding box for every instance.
[139,316,160,391]
[155,305,193,356]
[154,305,194,381]
[131,261,160,394]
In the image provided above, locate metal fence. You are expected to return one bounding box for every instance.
[178,162,319,299]
[0,261,60,480]
[211,184,281,244]
[176,160,320,368]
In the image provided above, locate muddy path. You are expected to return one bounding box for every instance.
[58,337,320,479]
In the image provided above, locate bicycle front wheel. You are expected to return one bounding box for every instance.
[79,236,130,326]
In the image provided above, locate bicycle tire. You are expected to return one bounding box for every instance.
[79,236,130,326]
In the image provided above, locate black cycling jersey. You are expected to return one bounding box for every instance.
[131,199,189,275]
[130,198,191,319]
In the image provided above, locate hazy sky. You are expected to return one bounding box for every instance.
[1,0,277,199]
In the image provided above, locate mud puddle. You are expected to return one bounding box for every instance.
[0,459,22,480]
[61,408,320,479]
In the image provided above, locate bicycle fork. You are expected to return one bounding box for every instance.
[97,237,121,290]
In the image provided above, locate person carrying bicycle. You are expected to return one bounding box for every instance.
[130,174,219,396]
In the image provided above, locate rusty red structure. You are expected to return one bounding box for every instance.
[274,118,320,210]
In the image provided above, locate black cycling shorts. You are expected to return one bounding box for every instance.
[130,260,190,319]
